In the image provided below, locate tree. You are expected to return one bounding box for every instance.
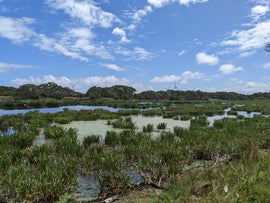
[15,84,41,99]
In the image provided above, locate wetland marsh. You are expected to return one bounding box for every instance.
[1,100,270,202]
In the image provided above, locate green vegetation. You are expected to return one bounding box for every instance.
[157,122,167,130]
[109,117,136,129]
[142,124,154,133]
[1,101,270,202]
[2,84,270,110]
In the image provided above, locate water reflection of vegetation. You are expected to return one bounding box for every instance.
[1,103,270,202]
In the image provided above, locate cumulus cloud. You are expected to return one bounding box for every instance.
[11,75,130,91]
[45,0,119,28]
[0,62,38,73]
[112,27,130,43]
[132,5,153,23]
[99,63,124,72]
[263,62,270,69]
[150,71,205,84]
[0,16,35,44]
[219,64,243,75]
[221,20,270,51]
[245,81,270,92]
[251,5,269,21]
[196,52,219,66]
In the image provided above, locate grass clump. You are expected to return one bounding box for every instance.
[110,117,136,129]
[142,124,154,133]
[83,135,100,148]
[157,122,167,130]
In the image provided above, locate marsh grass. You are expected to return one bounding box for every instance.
[110,117,136,129]
[83,135,100,148]
[2,101,270,202]
[142,124,154,133]
[157,122,167,130]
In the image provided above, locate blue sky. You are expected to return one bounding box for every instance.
[0,0,270,93]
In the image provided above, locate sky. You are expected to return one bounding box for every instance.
[0,0,270,93]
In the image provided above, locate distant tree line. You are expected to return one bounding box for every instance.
[1,83,270,101]
[0,82,83,99]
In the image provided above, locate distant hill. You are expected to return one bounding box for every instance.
[86,85,136,100]
[14,82,83,99]
[0,86,16,97]
[0,83,270,100]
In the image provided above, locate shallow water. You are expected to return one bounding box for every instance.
[61,120,121,142]
[237,111,261,118]
[73,173,100,202]
[131,115,190,131]
[207,108,262,126]
[0,105,122,116]
[61,115,190,142]
[33,130,46,146]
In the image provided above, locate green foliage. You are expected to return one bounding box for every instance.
[111,117,136,129]
[157,122,167,130]
[104,131,119,147]
[83,135,100,148]
[86,85,136,100]
[143,124,154,133]
[190,116,209,127]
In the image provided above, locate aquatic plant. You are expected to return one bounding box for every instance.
[83,135,100,148]
[157,122,167,130]
[142,124,154,133]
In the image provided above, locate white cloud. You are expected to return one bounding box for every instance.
[11,75,130,91]
[219,64,243,75]
[238,50,256,58]
[45,0,119,28]
[81,76,129,88]
[221,20,270,51]
[150,71,205,83]
[112,27,130,43]
[251,5,269,21]
[178,49,186,56]
[246,81,257,89]
[178,0,208,6]
[245,81,270,92]
[0,16,35,44]
[263,62,270,69]
[147,0,172,8]
[132,5,153,22]
[127,24,136,31]
[33,34,90,61]
[99,63,124,72]
[147,0,208,8]
[196,52,219,66]
[116,47,155,61]
[33,25,113,61]
[150,75,181,83]
[0,14,114,61]
[0,62,38,73]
